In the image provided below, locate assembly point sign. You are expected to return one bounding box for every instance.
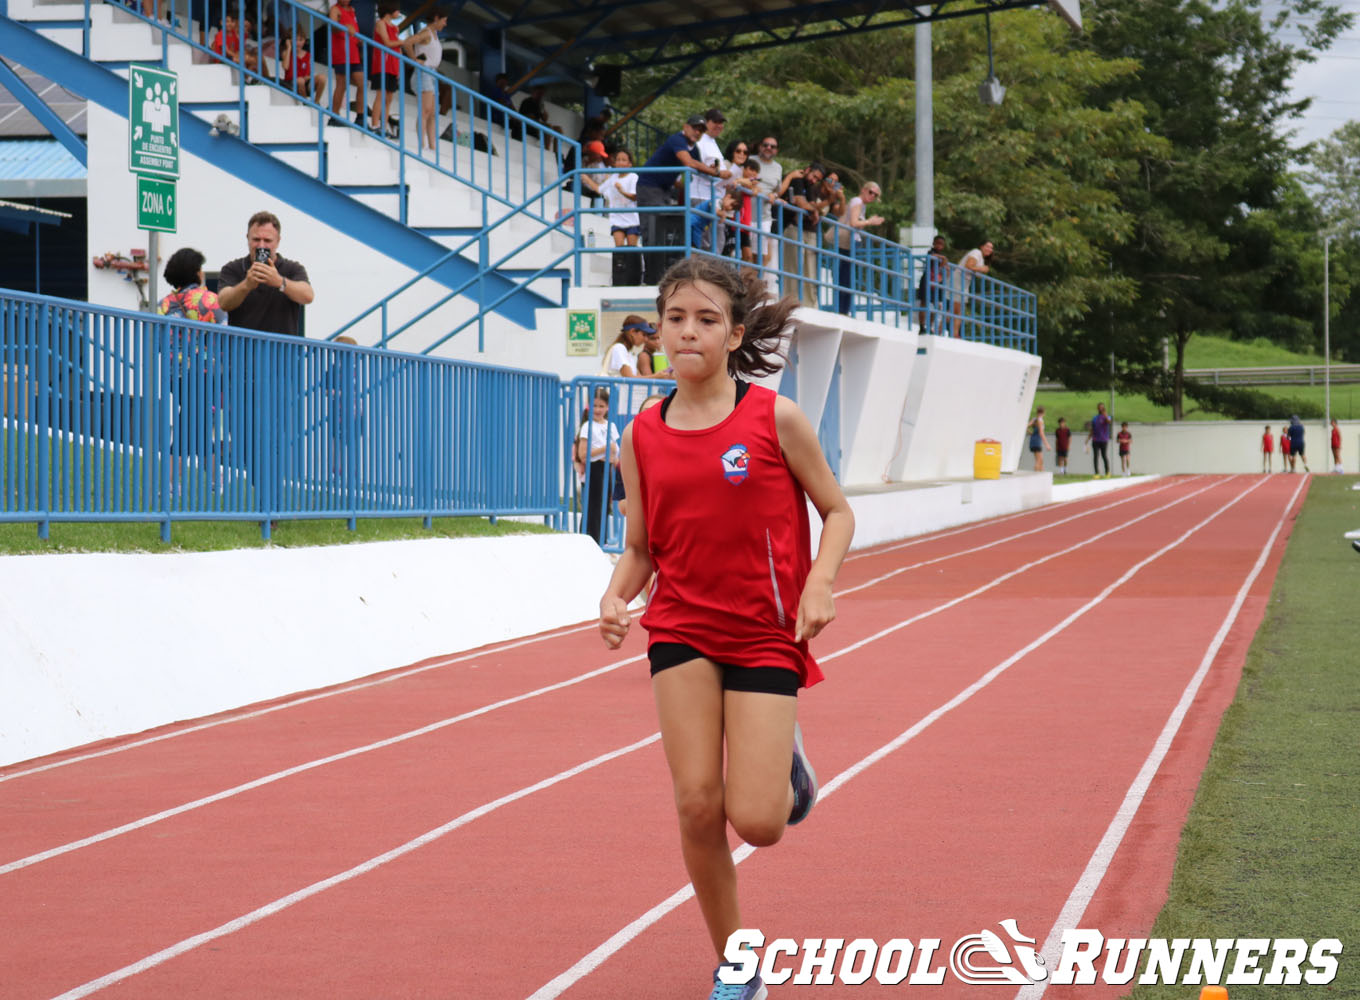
[128,65,179,179]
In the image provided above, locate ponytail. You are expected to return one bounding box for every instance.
[654,257,796,379]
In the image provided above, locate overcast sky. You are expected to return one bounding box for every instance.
[1274,0,1360,150]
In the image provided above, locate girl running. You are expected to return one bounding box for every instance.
[598,257,855,1000]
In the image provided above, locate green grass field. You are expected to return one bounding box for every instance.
[0,515,554,555]
[1126,474,1360,998]
[1039,334,1360,424]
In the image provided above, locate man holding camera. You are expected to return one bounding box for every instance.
[218,211,315,336]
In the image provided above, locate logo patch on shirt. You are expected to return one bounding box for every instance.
[720,443,750,484]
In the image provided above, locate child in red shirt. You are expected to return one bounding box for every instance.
[1280,427,1292,471]
[368,0,404,138]
[1117,421,1133,476]
[1261,424,1274,473]
[598,257,854,1000]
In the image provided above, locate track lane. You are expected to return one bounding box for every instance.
[0,476,1294,1000]
[0,480,1213,873]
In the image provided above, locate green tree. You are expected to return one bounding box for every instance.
[620,11,1156,377]
[1081,0,1350,417]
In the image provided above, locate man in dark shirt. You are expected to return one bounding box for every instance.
[217,211,316,495]
[635,113,725,283]
[778,162,827,306]
[218,211,315,336]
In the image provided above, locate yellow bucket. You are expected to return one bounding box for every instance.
[973,439,1002,480]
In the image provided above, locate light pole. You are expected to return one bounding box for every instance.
[1324,233,1332,437]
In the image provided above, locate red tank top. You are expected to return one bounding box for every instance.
[633,383,823,687]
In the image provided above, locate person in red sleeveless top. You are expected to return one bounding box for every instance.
[368,0,404,138]
[327,0,364,126]
[1261,423,1274,473]
[598,257,854,1000]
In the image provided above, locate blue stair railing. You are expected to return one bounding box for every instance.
[80,0,579,219]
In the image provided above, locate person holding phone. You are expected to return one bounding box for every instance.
[218,211,315,336]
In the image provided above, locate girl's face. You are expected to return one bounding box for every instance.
[592,397,609,422]
[613,151,632,168]
[731,144,748,163]
[659,280,742,377]
[626,326,646,346]
[644,330,662,353]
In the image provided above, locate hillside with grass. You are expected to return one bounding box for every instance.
[1036,335,1358,424]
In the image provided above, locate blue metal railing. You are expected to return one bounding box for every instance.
[87,0,578,216]
[340,165,1038,355]
[1,289,561,540]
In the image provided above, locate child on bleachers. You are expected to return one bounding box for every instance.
[328,0,364,126]
[280,30,326,104]
[368,0,404,139]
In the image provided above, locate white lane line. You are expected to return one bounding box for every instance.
[526,476,1269,1000]
[837,477,1186,598]
[0,621,600,783]
[35,481,1251,999]
[0,652,645,876]
[1011,474,1308,1000]
[1,479,1222,876]
[844,477,1179,563]
[2,479,1183,784]
[46,733,664,1000]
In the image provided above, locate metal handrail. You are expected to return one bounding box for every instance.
[1,288,562,540]
[90,0,579,215]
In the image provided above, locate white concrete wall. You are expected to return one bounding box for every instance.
[1045,420,1360,475]
[887,334,1042,481]
[0,533,616,766]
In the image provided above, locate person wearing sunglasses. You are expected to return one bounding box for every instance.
[752,137,783,271]
[834,182,886,314]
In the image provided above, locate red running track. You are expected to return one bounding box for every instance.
[0,474,1308,1000]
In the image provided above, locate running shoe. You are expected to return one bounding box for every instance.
[709,963,767,1000]
[788,721,818,826]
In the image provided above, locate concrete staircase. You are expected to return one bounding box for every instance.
[3,0,615,348]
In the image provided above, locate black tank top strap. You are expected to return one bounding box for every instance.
[659,379,751,425]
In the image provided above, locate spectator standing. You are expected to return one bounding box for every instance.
[1086,401,1112,478]
[753,136,783,271]
[1330,417,1343,473]
[1054,416,1071,475]
[575,387,620,545]
[158,247,227,325]
[1287,415,1309,473]
[601,316,653,377]
[327,0,363,125]
[954,239,994,337]
[407,9,448,151]
[367,1,403,139]
[158,248,228,493]
[1261,424,1274,473]
[777,161,828,306]
[218,211,315,335]
[688,109,731,253]
[1280,425,1291,469]
[600,149,641,286]
[917,234,949,333]
[635,114,713,283]
[721,140,758,264]
[1116,422,1132,475]
[1027,406,1051,472]
[835,181,884,314]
